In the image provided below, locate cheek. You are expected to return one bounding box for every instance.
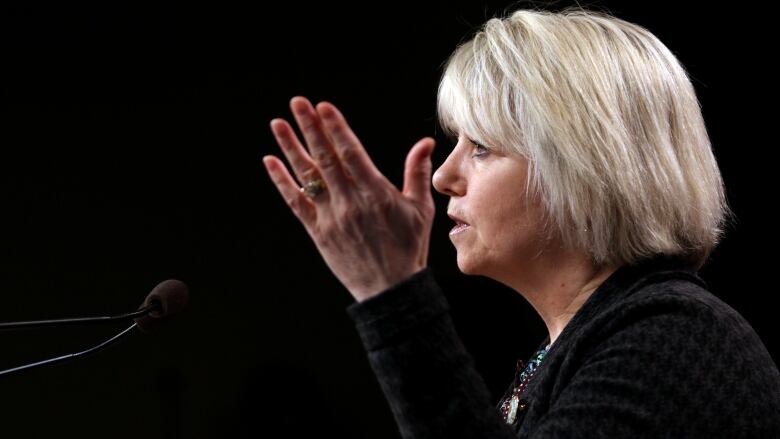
[478,189,526,231]
[479,198,541,254]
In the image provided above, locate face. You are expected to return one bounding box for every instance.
[432,136,548,283]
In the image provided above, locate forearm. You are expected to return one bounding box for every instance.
[346,269,517,438]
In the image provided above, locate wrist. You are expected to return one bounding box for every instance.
[351,266,428,302]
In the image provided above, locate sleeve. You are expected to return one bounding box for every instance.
[345,268,518,439]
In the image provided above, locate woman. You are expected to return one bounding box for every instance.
[262,8,780,438]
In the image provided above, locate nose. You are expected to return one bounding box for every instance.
[432,148,465,197]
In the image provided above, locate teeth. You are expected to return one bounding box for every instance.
[450,223,470,236]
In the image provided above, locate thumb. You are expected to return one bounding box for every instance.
[402,137,436,203]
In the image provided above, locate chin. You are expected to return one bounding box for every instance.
[456,254,484,276]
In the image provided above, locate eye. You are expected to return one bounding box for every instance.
[470,139,490,158]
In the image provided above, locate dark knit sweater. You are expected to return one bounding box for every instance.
[345,256,780,438]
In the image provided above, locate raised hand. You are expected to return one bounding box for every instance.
[262,96,436,302]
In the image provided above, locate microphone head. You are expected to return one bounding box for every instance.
[135,279,189,334]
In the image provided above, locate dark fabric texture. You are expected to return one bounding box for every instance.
[345,256,780,438]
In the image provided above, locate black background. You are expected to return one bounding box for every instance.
[1,1,776,438]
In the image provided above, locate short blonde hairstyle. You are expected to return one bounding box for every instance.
[437,7,733,270]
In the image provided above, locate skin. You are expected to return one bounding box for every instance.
[432,138,617,344]
[263,96,435,302]
[264,96,616,344]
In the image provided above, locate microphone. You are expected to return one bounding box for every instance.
[134,279,189,334]
[0,279,189,377]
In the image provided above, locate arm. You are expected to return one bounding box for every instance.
[264,97,513,436]
[347,269,518,439]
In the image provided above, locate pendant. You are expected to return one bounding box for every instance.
[506,394,519,424]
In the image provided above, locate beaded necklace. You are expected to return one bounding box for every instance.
[499,343,550,425]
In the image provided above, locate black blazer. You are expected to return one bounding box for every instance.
[347,256,780,438]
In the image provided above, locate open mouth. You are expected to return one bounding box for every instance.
[448,213,471,236]
[450,222,471,236]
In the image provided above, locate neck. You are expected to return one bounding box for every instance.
[499,249,618,346]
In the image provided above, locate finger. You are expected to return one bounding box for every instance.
[270,118,331,204]
[402,137,436,204]
[315,101,381,184]
[269,118,318,186]
[262,155,317,226]
[290,96,350,194]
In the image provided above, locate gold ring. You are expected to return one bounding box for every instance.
[300,179,327,199]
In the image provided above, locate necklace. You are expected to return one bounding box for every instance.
[499,343,550,425]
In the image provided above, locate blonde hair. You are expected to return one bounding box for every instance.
[437,7,733,270]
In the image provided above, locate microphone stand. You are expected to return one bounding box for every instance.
[0,304,159,330]
[0,303,161,377]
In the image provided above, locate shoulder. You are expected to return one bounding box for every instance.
[569,273,761,360]
[613,275,740,325]
[598,275,755,345]
[559,258,753,348]
[528,272,780,437]
[558,272,780,409]
[549,262,780,402]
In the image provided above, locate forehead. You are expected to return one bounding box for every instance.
[437,75,473,137]
[437,74,520,156]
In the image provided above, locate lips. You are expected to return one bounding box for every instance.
[448,213,471,236]
[450,223,471,236]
